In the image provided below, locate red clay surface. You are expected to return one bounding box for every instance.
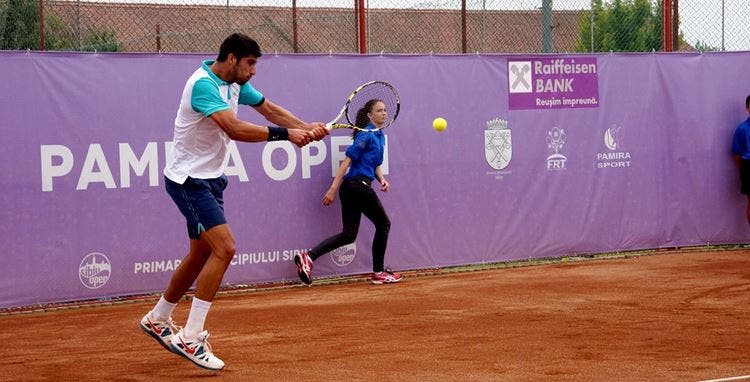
[1,249,749,381]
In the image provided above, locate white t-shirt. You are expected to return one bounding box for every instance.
[164,60,264,184]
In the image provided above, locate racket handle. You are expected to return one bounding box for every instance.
[324,122,334,131]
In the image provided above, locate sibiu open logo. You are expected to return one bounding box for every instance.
[79,252,112,289]
[330,244,356,267]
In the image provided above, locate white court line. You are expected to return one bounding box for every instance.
[698,375,750,382]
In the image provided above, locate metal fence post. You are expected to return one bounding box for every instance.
[542,0,553,53]
[38,0,45,50]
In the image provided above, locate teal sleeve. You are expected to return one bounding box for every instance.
[239,83,265,107]
[191,78,230,117]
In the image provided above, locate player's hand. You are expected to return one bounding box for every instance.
[307,122,328,141]
[379,178,390,192]
[323,188,336,206]
[288,128,313,147]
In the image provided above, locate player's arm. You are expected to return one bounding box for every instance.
[375,166,389,192]
[192,78,311,147]
[210,109,311,148]
[323,157,351,206]
[254,99,328,140]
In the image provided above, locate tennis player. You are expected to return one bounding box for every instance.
[139,33,328,370]
[732,94,750,227]
[294,99,402,286]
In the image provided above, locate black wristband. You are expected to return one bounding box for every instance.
[267,126,289,141]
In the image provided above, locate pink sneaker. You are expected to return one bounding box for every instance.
[294,252,314,285]
[371,269,403,284]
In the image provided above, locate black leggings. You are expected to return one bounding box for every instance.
[309,177,391,272]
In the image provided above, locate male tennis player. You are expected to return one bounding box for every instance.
[732,94,750,227]
[139,33,328,370]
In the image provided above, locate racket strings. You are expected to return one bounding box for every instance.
[346,83,399,129]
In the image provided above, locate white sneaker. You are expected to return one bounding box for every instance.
[139,312,180,352]
[170,329,225,370]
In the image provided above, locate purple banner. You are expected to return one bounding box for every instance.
[508,56,600,110]
[1,51,749,309]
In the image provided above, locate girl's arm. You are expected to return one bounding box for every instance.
[323,157,352,206]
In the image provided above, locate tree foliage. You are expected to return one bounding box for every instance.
[1,0,121,51]
[576,0,662,52]
[693,40,720,52]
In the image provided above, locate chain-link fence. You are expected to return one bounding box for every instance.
[1,0,747,53]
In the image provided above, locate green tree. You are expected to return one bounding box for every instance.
[693,40,720,52]
[575,0,662,52]
[1,0,40,49]
[1,0,120,51]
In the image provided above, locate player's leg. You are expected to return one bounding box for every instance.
[142,176,228,369]
[167,176,231,370]
[295,179,362,285]
[141,176,222,351]
[309,179,363,258]
[140,238,212,352]
[294,180,361,285]
[169,223,233,370]
[190,223,236,302]
[163,238,212,302]
[741,159,750,226]
[359,186,400,284]
[139,238,212,350]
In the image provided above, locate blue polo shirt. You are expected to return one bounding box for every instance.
[732,117,750,160]
[344,126,385,181]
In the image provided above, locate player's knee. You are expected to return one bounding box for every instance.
[214,242,236,262]
[341,231,357,244]
[379,218,391,234]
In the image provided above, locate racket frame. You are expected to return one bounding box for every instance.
[325,80,399,132]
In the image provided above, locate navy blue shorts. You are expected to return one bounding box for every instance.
[165,175,228,239]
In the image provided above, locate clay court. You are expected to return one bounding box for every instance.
[1,248,749,381]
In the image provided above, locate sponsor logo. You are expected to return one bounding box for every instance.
[604,124,620,151]
[546,127,567,171]
[147,317,164,335]
[39,136,389,192]
[330,243,356,267]
[508,57,599,110]
[484,118,512,171]
[597,124,632,169]
[179,337,198,355]
[79,252,111,289]
[508,61,532,93]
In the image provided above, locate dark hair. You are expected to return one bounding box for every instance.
[746,94,750,109]
[352,99,382,138]
[217,33,262,62]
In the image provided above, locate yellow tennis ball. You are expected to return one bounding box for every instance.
[432,117,447,132]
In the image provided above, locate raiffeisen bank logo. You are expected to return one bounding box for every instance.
[79,252,111,289]
[484,118,512,171]
[330,243,356,267]
[597,124,632,169]
[508,57,599,111]
[508,61,532,94]
[546,127,567,171]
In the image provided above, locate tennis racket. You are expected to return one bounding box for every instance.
[326,80,400,132]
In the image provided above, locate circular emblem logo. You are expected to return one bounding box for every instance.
[79,252,111,289]
[330,244,356,267]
